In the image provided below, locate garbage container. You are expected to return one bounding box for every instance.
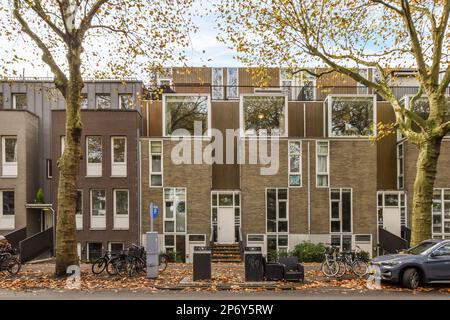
[244,246,264,282]
[193,246,211,281]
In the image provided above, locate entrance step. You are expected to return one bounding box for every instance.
[212,243,241,263]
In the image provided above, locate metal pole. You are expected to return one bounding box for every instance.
[150,202,154,232]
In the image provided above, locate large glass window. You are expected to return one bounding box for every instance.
[0,190,15,230]
[330,188,352,233]
[75,190,83,230]
[80,94,88,109]
[316,141,329,187]
[114,189,129,229]
[111,137,126,177]
[266,188,289,256]
[87,242,103,261]
[164,188,186,261]
[288,141,302,187]
[164,95,210,136]
[96,94,111,109]
[241,94,287,136]
[328,96,375,137]
[87,136,102,164]
[150,140,163,187]
[212,68,224,100]
[12,93,27,110]
[226,68,239,99]
[91,190,106,216]
[280,69,316,101]
[433,189,450,239]
[119,94,134,110]
[2,136,18,177]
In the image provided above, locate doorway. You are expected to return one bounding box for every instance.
[41,209,53,231]
[218,207,235,243]
[211,191,241,244]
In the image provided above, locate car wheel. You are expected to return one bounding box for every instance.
[402,268,420,289]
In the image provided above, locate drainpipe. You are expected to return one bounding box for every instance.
[50,207,55,256]
[138,136,142,246]
[307,141,311,241]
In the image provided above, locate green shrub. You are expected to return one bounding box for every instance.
[35,188,45,204]
[267,250,289,262]
[291,242,326,263]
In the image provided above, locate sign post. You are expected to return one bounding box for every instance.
[150,203,159,232]
[146,203,159,279]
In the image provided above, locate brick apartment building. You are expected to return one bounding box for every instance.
[0,68,449,262]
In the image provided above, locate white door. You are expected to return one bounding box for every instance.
[383,208,401,237]
[217,207,235,244]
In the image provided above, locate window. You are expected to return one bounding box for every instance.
[2,136,18,177]
[406,96,450,135]
[87,242,103,261]
[266,188,289,256]
[288,141,302,187]
[0,190,15,230]
[432,189,450,239]
[226,68,239,99]
[80,94,88,109]
[113,189,129,230]
[76,190,83,230]
[163,94,210,137]
[331,234,353,252]
[12,93,27,110]
[108,243,124,256]
[157,67,173,86]
[46,159,52,179]
[0,93,3,109]
[327,95,376,137]
[96,94,111,109]
[111,137,127,177]
[86,136,102,176]
[241,94,288,136]
[150,140,163,187]
[280,69,316,101]
[330,188,352,233]
[377,191,407,230]
[164,188,186,261]
[316,141,329,187]
[119,94,134,110]
[357,69,369,94]
[397,142,404,189]
[90,189,106,229]
[212,68,224,100]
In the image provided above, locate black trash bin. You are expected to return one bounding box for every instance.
[244,247,264,282]
[193,246,211,281]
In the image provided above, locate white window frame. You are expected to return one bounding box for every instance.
[90,189,106,230]
[376,191,407,235]
[162,93,212,138]
[226,67,239,99]
[87,242,103,261]
[113,189,129,230]
[149,140,163,188]
[0,190,15,230]
[265,188,289,253]
[211,191,241,243]
[76,190,83,230]
[12,93,27,110]
[1,136,18,177]
[288,140,302,187]
[157,67,173,86]
[86,136,102,177]
[118,93,134,110]
[108,242,124,254]
[357,68,369,94]
[46,159,52,179]
[212,68,224,100]
[163,187,187,234]
[279,69,317,101]
[111,136,127,177]
[240,93,289,137]
[95,94,111,110]
[329,188,353,234]
[397,142,405,189]
[326,94,377,138]
[432,188,450,239]
[316,140,329,188]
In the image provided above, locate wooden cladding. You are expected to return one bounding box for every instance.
[376,102,397,190]
[142,100,162,137]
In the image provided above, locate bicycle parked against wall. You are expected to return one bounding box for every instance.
[335,245,369,278]
[91,250,112,275]
[0,248,21,275]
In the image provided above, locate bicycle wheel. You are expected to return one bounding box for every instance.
[334,261,347,278]
[352,259,369,277]
[136,257,146,275]
[7,257,21,275]
[116,258,129,276]
[159,255,168,272]
[92,258,107,275]
[106,257,121,275]
[321,260,339,277]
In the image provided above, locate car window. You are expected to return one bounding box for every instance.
[407,242,437,255]
[437,244,450,256]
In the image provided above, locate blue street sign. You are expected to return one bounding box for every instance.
[152,205,159,218]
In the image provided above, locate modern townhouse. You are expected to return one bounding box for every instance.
[0,78,143,261]
[139,67,450,262]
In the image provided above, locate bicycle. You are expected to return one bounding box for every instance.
[320,245,344,277]
[91,250,112,275]
[336,245,369,278]
[0,249,21,275]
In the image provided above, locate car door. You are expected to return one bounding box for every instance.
[426,243,450,280]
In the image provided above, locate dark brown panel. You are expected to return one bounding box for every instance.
[288,102,305,137]
[305,102,325,137]
[211,101,240,189]
[148,100,162,137]
[377,102,397,189]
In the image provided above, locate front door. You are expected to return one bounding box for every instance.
[217,207,235,244]
[41,210,53,231]
[383,208,401,237]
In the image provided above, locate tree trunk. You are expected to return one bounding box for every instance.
[55,44,83,276]
[410,138,442,247]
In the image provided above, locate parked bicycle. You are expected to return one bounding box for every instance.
[321,245,344,277]
[0,248,21,275]
[91,250,112,275]
[335,245,369,278]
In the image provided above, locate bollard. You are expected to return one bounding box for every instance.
[146,231,159,279]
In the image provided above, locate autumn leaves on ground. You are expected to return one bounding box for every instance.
[1,262,450,295]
